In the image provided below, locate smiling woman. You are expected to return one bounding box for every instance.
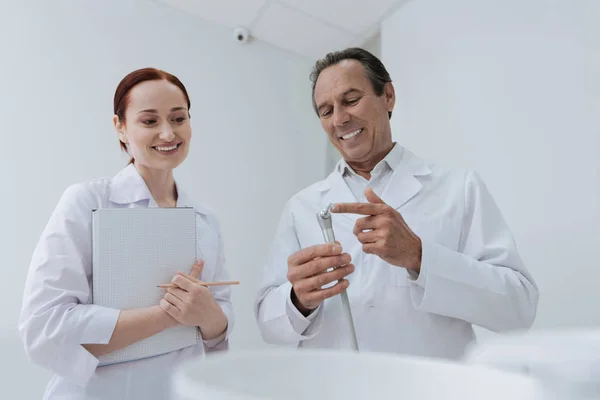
[18,67,235,399]
[113,68,192,167]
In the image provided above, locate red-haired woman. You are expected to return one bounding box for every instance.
[19,68,234,399]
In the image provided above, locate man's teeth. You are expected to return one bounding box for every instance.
[341,129,362,140]
[155,144,178,151]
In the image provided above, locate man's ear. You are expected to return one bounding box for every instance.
[384,81,396,114]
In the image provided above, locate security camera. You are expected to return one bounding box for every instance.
[233,27,250,43]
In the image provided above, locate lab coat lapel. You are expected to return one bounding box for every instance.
[380,148,432,211]
[380,171,422,211]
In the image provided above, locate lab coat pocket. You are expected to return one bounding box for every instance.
[412,215,462,252]
[370,265,411,309]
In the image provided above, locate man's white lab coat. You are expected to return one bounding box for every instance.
[19,164,234,400]
[255,146,538,359]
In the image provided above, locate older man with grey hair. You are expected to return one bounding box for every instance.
[255,47,539,360]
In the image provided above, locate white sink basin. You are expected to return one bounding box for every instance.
[171,348,571,400]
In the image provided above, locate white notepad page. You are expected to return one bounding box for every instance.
[91,207,200,366]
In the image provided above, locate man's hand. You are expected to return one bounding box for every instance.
[287,243,354,316]
[331,187,422,272]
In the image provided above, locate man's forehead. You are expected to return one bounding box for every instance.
[315,60,369,99]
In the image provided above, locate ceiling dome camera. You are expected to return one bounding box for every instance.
[233,27,250,43]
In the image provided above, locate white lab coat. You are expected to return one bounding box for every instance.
[255,146,538,359]
[19,164,234,400]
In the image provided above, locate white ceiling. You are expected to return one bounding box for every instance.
[153,0,411,59]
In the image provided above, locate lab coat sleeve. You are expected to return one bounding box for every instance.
[254,200,325,345]
[202,217,235,353]
[408,170,539,332]
[18,184,120,387]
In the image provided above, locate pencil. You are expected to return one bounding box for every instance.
[157,280,240,289]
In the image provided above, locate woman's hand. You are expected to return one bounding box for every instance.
[159,260,228,340]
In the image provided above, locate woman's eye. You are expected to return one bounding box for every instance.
[142,119,156,125]
[173,117,186,123]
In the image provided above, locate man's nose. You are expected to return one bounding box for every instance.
[333,107,350,127]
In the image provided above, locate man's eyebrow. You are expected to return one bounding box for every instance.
[342,88,362,96]
[317,102,329,112]
[317,88,363,111]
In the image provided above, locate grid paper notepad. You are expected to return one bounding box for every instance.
[91,207,200,366]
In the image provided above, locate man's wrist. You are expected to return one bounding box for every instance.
[409,237,423,273]
[291,288,315,317]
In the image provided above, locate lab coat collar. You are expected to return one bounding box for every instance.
[337,141,404,176]
[322,145,432,221]
[109,163,194,208]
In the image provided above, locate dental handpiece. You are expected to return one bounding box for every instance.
[317,204,359,351]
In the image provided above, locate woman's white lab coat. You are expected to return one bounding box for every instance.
[19,164,234,400]
[255,146,539,359]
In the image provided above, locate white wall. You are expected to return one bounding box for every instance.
[382,0,600,338]
[0,0,325,396]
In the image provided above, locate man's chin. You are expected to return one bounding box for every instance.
[340,148,372,163]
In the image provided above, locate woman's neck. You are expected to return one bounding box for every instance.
[135,163,177,208]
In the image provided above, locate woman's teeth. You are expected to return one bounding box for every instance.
[155,144,178,152]
[341,129,363,140]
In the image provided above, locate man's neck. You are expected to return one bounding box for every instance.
[345,142,396,180]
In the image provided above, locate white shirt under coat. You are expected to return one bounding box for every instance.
[19,164,234,400]
[255,144,538,359]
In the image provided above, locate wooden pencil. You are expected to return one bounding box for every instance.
[157,280,240,289]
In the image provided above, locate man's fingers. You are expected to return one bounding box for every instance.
[288,243,342,267]
[306,279,350,303]
[306,253,351,276]
[364,187,386,204]
[353,216,378,235]
[356,230,379,244]
[330,202,386,216]
[296,264,355,293]
[290,253,351,282]
[189,260,204,279]
[362,243,383,256]
[331,188,389,215]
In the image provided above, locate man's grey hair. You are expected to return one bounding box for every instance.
[309,47,393,119]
